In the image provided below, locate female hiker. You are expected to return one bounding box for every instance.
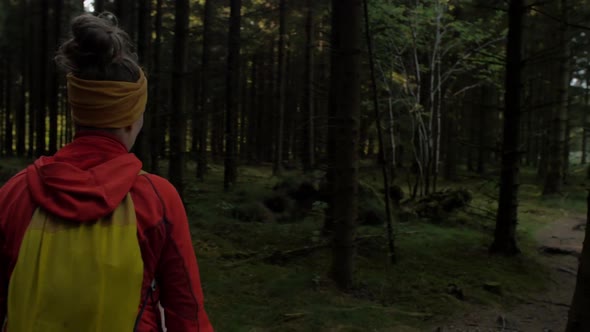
[0,13,213,332]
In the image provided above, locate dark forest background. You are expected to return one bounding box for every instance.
[1,0,590,330]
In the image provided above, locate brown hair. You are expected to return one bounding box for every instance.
[55,13,140,83]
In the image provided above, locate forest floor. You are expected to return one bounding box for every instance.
[0,158,587,331]
[436,215,584,332]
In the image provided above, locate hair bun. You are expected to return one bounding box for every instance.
[56,13,138,82]
[71,15,118,63]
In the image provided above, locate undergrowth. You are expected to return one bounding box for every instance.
[0,158,585,331]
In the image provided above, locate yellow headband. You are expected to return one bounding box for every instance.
[67,69,148,129]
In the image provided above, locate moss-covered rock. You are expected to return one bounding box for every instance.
[232,202,276,223]
[412,188,473,222]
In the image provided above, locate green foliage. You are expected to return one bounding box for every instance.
[370,0,506,102]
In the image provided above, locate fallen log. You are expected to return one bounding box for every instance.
[224,235,384,268]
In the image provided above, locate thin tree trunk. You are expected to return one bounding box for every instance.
[150,0,163,175]
[135,0,151,170]
[239,61,248,160]
[302,0,315,172]
[583,79,589,165]
[525,80,534,166]
[16,7,27,157]
[4,58,12,156]
[116,0,131,34]
[273,0,287,175]
[28,2,38,157]
[490,0,523,256]
[94,0,105,13]
[478,85,495,174]
[247,56,259,163]
[363,0,395,263]
[224,0,242,191]
[197,0,213,180]
[566,190,590,331]
[36,0,48,156]
[48,0,62,155]
[543,0,568,195]
[444,100,457,180]
[329,0,361,290]
[169,0,190,198]
[0,56,5,156]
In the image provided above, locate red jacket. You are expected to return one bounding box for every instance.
[0,131,213,332]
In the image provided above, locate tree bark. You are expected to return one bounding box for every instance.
[35,0,49,156]
[16,7,26,157]
[48,0,62,155]
[4,56,12,156]
[94,0,105,13]
[224,0,242,191]
[543,0,568,195]
[239,60,248,160]
[583,79,589,165]
[566,190,590,331]
[116,0,132,34]
[197,0,213,180]
[0,55,5,156]
[477,85,495,174]
[443,100,458,180]
[490,0,523,256]
[169,0,190,198]
[329,0,361,290]
[150,0,163,175]
[134,0,152,170]
[273,0,287,175]
[363,0,395,263]
[301,0,315,172]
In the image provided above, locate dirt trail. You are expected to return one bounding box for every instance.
[436,215,586,332]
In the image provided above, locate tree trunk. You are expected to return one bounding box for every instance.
[302,0,315,172]
[543,0,568,195]
[329,0,361,290]
[0,56,5,156]
[490,0,523,256]
[116,0,132,34]
[48,0,62,155]
[28,2,37,157]
[4,58,13,156]
[247,55,259,163]
[239,61,248,160]
[224,0,242,191]
[525,79,534,166]
[35,0,48,156]
[273,0,287,175]
[566,190,590,331]
[478,85,495,174]
[134,0,152,170]
[169,0,190,198]
[444,100,458,180]
[211,99,224,159]
[150,0,163,175]
[94,0,105,13]
[582,79,589,165]
[197,0,213,180]
[16,15,26,157]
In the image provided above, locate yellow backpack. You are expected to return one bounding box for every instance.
[5,193,145,332]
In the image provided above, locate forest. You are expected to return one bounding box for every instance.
[1,0,590,331]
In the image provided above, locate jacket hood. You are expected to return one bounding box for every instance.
[26,132,143,222]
